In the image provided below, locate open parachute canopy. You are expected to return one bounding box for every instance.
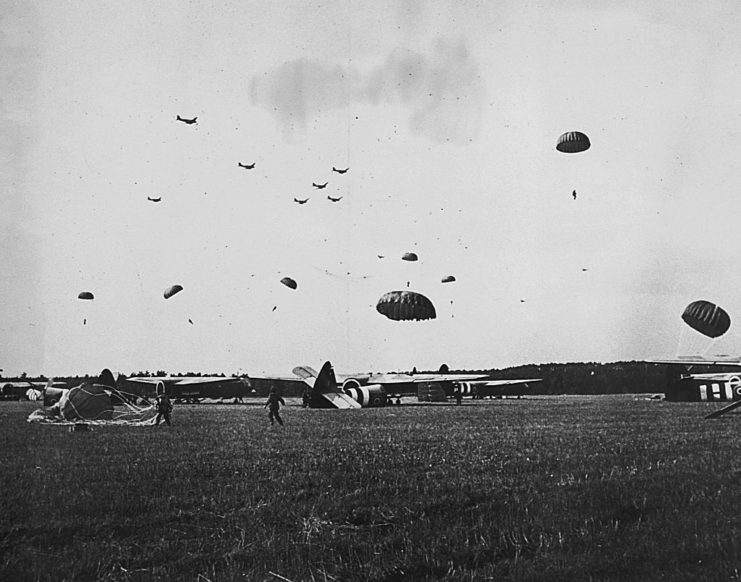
[164,284,183,299]
[280,277,298,290]
[681,300,731,338]
[376,290,436,321]
[78,291,94,300]
[401,252,418,262]
[556,131,591,153]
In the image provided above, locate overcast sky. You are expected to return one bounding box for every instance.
[3,0,741,377]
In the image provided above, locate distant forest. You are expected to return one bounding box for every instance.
[484,361,667,395]
[4,361,670,395]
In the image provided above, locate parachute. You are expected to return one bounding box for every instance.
[58,384,114,421]
[78,291,94,300]
[376,291,436,321]
[441,275,456,283]
[402,252,418,262]
[681,300,730,338]
[27,369,157,426]
[280,277,298,290]
[556,131,591,153]
[164,285,183,299]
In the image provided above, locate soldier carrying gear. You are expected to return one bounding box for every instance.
[155,393,173,426]
[264,387,285,426]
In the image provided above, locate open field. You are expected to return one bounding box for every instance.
[2,396,741,581]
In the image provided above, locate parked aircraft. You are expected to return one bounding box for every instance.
[122,375,251,403]
[653,356,741,402]
[1,380,67,402]
[293,361,540,408]
[456,378,542,399]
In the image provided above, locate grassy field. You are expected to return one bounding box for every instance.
[2,396,741,581]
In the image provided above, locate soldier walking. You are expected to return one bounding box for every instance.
[155,393,173,426]
[265,387,285,426]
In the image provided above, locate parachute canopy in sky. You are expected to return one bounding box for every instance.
[164,285,183,299]
[402,252,418,262]
[78,291,94,300]
[681,300,731,338]
[376,290,436,321]
[556,131,591,153]
[280,277,297,290]
[441,275,456,283]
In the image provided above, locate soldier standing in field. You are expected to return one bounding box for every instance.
[265,387,285,426]
[155,393,173,426]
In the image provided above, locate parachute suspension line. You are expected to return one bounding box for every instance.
[674,326,685,359]
[700,337,717,357]
[676,326,718,358]
[110,387,153,414]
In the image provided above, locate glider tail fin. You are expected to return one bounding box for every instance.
[98,368,117,388]
[314,362,337,395]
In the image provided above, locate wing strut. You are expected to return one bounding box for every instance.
[705,399,741,419]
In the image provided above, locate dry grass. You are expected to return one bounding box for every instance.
[2,396,741,581]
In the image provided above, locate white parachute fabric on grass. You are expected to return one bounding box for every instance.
[27,384,157,426]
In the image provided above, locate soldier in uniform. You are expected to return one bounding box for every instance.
[454,386,463,406]
[155,393,173,426]
[264,387,285,426]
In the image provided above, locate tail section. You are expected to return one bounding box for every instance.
[297,362,361,409]
[98,369,117,388]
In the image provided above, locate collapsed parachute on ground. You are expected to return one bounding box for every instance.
[556,131,591,153]
[164,285,183,299]
[376,290,436,321]
[27,369,156,426]
[78,291,94,300]
[441,275,456,283]
[58,384,114,421]
[681,300,731,338]
[280,277,297,290]
[401,252,418,262]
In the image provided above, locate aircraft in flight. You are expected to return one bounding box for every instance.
[122,375,252,403]
[176,115,198,125]
[293,361,541,408]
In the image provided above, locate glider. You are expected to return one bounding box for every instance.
[176,115,198,125]
[293,361,539,408]
[122,375,251,404]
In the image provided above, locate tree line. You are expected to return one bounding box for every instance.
[4,361,671,396]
